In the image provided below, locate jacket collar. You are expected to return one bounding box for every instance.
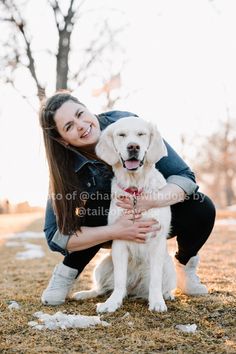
[73,151,95,172]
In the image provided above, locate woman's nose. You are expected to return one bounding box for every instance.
[75,119,86,131]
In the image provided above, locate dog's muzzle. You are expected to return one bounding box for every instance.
[120,156,144,171]
[119,143,146,171]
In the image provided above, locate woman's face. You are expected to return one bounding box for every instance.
[54,100,101,150]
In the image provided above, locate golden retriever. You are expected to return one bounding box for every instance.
[73,116,176,313]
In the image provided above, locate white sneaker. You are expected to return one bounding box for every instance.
[41,263,78,306]
[175,255,208,295]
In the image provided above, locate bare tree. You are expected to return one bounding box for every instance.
[193,112,236,207]
[0,0,126,103]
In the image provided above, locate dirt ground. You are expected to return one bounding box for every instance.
[0,212,235,354]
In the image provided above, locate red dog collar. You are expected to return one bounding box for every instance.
[117,184,143,196]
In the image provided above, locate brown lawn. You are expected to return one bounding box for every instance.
[0,212,235,354]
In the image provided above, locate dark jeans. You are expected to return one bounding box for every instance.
[63,192,216,276]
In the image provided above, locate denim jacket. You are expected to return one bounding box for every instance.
[44,110,198,255]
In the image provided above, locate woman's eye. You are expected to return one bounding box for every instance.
[66,124,72,132]
[76,111,84,118]
[137,132,145,136]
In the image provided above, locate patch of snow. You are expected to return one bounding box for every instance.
[175,323,197,333]
[2,231,44,240]
[8,301,21,310]
[28,311,110,330]
[227,204,236,211]
[215,218,236,225]
[5,241,23,247]
[122,312,130,319]
[4,237,45,260]
[16,243,45,260]
[13,232,44,239]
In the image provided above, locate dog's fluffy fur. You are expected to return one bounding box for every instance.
[74,117,176,312]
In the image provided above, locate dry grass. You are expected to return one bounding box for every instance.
[0,213,236,354]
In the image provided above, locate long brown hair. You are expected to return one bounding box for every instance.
[39,92,87,235]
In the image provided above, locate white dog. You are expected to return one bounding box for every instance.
[73,117,176,312]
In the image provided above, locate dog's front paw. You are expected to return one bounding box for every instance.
[163,291,175,301]
[149,299,167,312]
[96,300,121,313]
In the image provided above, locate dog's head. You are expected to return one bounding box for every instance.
[96,116,167,171]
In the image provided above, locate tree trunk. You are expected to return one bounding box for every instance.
[56,28,72,90]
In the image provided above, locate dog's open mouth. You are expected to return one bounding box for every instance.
[121,157,144,171]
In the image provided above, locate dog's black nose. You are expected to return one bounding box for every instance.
[127,143,140,153]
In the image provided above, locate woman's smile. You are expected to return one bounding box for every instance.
[80,124,92,138]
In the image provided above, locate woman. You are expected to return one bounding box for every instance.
[39,92,215,306]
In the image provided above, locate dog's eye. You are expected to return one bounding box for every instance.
[118,133,126,137]
[137,132,146,136]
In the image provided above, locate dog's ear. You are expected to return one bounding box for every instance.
[95,124,120,166]
[146,123,168,163]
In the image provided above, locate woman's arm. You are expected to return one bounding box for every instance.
[66,224,115,252]
[45,198,159,253]
[151,182,186,207]
[66,214,160,252]
[157,140,199,196]
[43,198,68,255]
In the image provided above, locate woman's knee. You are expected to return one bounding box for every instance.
[196,193,216,223]
[187,193,216,235]
[171,192,216,226]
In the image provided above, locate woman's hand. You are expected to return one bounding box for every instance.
[116,193,157,214]
[111,213,161,244]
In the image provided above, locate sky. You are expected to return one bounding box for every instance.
[0,0,236,206]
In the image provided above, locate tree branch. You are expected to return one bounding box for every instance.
[0,0,45,99]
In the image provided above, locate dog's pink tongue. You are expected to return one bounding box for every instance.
[124,160,140,169]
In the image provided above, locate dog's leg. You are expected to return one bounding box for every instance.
[97,241,128,313]
[72,289,102,300]
[163,254,176,301]
[148,237,167,312]
[72,254,114,301]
